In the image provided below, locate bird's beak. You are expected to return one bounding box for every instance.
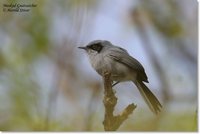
[78,46,87,50]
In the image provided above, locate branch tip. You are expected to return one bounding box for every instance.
[102,72,136,131]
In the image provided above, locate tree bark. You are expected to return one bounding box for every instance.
[103,71,136,131]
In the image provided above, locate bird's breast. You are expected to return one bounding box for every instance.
[89,54,136,81]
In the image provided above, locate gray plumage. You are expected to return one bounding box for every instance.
[78,40,162,114]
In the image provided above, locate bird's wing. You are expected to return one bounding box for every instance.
[106,48,148,82]
[107,48,144,71]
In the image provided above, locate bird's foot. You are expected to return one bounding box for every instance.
[112,81,120,87]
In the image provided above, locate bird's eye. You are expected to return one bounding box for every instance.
[89,43,102,53]
[87,42,103,53]
[92,44,99,49]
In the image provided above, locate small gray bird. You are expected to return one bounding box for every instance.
[78,40,162,114]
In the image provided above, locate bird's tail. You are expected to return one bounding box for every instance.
[134,80,162,114]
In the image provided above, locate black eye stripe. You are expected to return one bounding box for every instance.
[89,43,99,49]
[87,43,103,53]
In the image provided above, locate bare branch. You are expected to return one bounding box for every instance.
[102,72,136,131]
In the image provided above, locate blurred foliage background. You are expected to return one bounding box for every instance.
[0,0,197,131]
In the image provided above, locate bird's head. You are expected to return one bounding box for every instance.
[78,40,112,54]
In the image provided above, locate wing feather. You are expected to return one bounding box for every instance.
[106,48,148,82]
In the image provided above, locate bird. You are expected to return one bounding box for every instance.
[78,40,162,114]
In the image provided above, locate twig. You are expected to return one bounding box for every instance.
[102,71,136,131]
